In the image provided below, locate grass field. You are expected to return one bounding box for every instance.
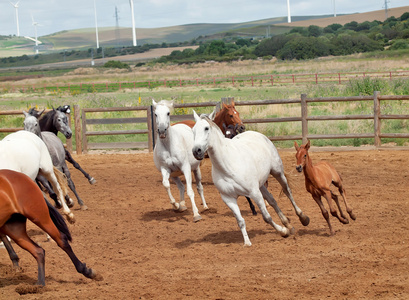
[1,52,409,149]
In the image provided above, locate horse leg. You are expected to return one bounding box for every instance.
[323,190,349,224]
[36,175,61,208]
[171,177,187,211]
[181,166,201,222]
[330,192,349,224]
[222,195,252,246]
[334,181,356,220]
[65,149,96,184]
[245,197,257,215]
[249,191,291,238]
[62,162,87,210]
[272,171,310,226]
[39,169,75,224]
[1,215,47,285]
[312,194,334,235]
[260,186,294,233]
[161,168,179,210]
[192,168,208,210]
[0,233,20,270]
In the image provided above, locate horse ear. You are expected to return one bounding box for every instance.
[39,109,45,117]
[294,141,300,151]
[193,110,200,122]
[231,100,235,106]
[208,109,216,120]
[152,100,157,109]
[23,111,29,118]
[305,140,311,150]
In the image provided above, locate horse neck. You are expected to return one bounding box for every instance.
[206,127,232,168]
[39,117,57,135]
[302,153,316,182]
[213,110,226,132]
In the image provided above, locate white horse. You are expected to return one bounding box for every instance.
[152,100,208,222]
[0,130,75,223]
[192,111,309,246]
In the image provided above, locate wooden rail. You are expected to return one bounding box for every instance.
[1,92,408,153]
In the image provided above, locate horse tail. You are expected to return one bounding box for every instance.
[279,171,300,198]
[53,166,69,196]
[45,199,72,242]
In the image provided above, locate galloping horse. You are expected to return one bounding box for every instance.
[192,112,309,246]
[0,130,75,223]
[24,109,88,210]
[36,107,96,185]
[0,169,100,286]
[294,140,356,235]
[153,100,208,222]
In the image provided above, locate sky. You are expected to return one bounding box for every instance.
[0,0,408,38]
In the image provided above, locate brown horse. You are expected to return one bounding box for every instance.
[294,140,356,235]
[0,169,101,286]
[173,101,245,134]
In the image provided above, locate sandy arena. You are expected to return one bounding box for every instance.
[0,148,408,299]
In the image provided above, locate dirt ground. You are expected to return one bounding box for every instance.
[0,148,408,299]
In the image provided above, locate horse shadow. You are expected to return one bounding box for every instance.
[296,228,331,237]
[140,207,217,223]
[174,229,270,249]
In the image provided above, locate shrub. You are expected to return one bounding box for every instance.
[103,60,130,69]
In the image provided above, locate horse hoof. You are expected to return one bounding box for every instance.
[67,213,76,224]
[67,199,75,208]
[341,218,349,224]
[89,178,97,185]
[89,269,103,281]
[172,203,180,210]
[55,201,62,209]
[350,212,357,220]
[300,214,310,226]
[179,205,188,212]
[280,228,291,238]
[193,215,202,222]
[80,205,88,211]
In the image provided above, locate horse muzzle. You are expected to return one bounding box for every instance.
[64,130,72,139]
[237,124,245,133]
[192,146,205,160]
[157,128,167,139]
[296,165,303,173]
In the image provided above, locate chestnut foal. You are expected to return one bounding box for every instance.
[294,140,356,235]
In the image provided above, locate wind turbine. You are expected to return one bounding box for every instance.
[9,1,21,36]
[333,0,336,17]
[286,0,291,23]
[129,0,137,46]
[93,0,99,48]
[31,14,41,54]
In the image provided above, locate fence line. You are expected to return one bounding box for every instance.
[1,92,409,153]
[2,70,409,94]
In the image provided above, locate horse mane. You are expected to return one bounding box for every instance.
[201,114,223,135]
[155,100,174,112]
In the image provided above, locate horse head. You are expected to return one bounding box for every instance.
[217,101,245,134]
[57,105,71,114]
[222,123,239,139]
[153,100,173,139]
[23,110,43,137]
[192,110,213,160]
[294,140,311,172]
[52,109,72,139]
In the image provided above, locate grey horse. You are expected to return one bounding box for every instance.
[23,110,88,210]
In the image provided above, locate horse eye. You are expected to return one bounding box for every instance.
[304,154,307,158]
[205,127,209,131]
[230,115,233,118]
[167,112,170,116]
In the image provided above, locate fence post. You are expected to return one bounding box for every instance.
[301,94,308,144]
[81,109,88,154]
[373,91,381,147]
[147,106,154,152]
[73,105,83,155]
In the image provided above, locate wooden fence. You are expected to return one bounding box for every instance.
[1,92,409,153]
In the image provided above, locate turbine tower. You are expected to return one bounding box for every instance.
[333,0,336,17]
[129,0,137,46]
[9,1,21,36]
[93,0,100,48]
[31,15,40,54]
[286,0,291,23]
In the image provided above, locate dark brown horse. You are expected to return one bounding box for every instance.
[0,169,101,286]
[294,140,356,235]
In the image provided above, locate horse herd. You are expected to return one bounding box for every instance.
[0,101,356,286]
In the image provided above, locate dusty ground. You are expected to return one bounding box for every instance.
[0,148,408,299]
